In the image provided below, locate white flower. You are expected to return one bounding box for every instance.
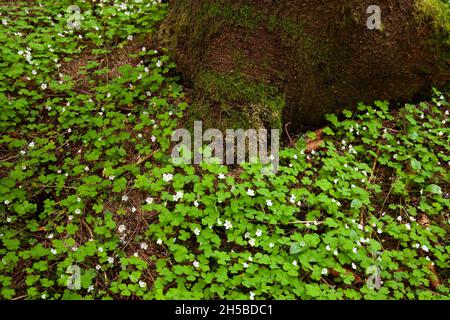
[246,189,255,197]
[47,233,54,239]
[218,173,225,180]
[6,217,11,223]
[133,252,139,258]
[118,224,126,233]
[121,195,129,202]
[127,35,133,41]
[193,228,200,236]
[269,243,274,248]
[325,245,331,251]
[351,263,357,270]
[248,238,256,246]
[243,262,249,268]
[255,229,263,237]
[405,223,411,230]
[396,216,402,222]
[131,207,137,213]
[28,141,35,148]
[140,242,148,250]
[151,135,156,142]
[173,191,184,202]
[95,265,101,271]
[163,173,173,182]
[84,166,89,172]
[4,200,10,205]
[224,220,233,230]
[223,220,233,230]
[74,208,81,215]
[321,268,328,275]
[88,285,94,293]
[333,250,339,256]
[145,197,154,204]
[292,260,298,267]
[156,60,162,68]
[41,83,48,90]
[266,199,273,207]
[139,281,147,288]
[50,248,57,255]
[421,245,429,252]
[194,200,199,207]
[193,260,200,268]
[289,194,296,204]
[107,257,114,264]
[98,247,104,253]
[41,294,46,300]
[352,247,358,254]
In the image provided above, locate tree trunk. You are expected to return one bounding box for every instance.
[159,0,450,131]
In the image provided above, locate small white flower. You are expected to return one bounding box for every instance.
[131,207,137,213]
[224,220,233,230]
[156,60,162,68]
[121,195,129,202]
[248,238,256,246]
[163,173,173,182]
[156,239,163,245]
[50,248,57,255]
[255,229,263,237]
[194,200,199,207]
[6,217,11,223]
[74,209,81,215]
[321,268,328,275]
[133,252,139,258]
[84,166,90,172]
[269,243,274,248]
[107,257,114,264]
[140,242,148,250]
[266,199,273,207]
[421,244,429,252]
[139,280,147,288]
[98,247,104,253]
[193,260,200,268]
[88,285,94,293]
[145,197,154,204]
[4,200,10,205]
[118,224,126,233]
[292,260,298,267]
[396,216,402,222]
[289,195,296,204]
[326,245,331,251]
[246,189,255,197]
[127,35,133,41]
[41,294,46,300]
[243,262,249,268]
[193,228,200,236]
[351,263,357,270]
[173,191,184,202]
[218,173,225,180]
[95,265,101,271]
[41,83,48,90]
[352,247,358,254]
[405,223,411,230]
[28,141,35,148]
[249,292,255,300]
[47,233,54,239]
[151,135,156,142]
[333,250,339,256]
[377,228,382,234]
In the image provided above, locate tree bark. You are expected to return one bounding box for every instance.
[160,0,450,130]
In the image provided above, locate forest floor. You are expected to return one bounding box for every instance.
[0,1,449,300]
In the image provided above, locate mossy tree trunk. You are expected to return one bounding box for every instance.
[160,0,450,131]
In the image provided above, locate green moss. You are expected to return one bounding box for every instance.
[188,71,285,130]
[416,0,450,36]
